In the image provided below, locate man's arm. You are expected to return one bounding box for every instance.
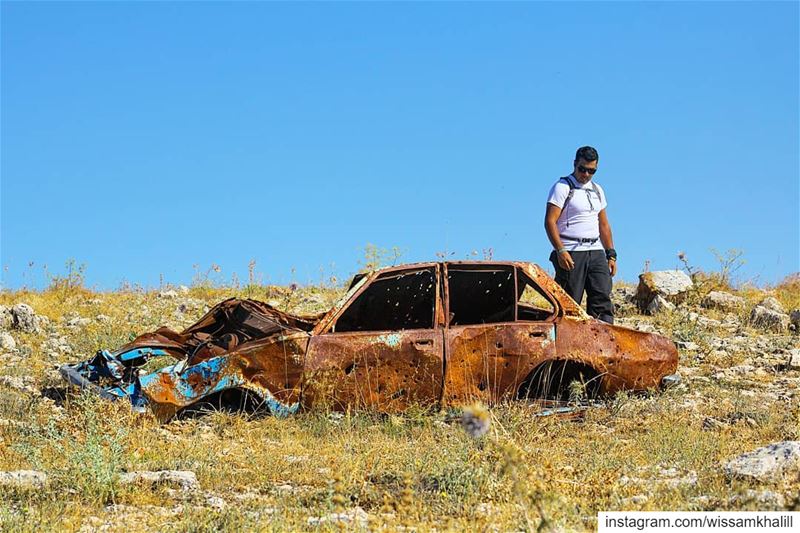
[598,208,617,277]
[545,203,574,271]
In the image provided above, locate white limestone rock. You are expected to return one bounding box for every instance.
[0,470,48,489]
[787,349,800,370]
[728,489,785,509]
[66,317,91,329]
[43,335,72,355]
[646,294,675,315]
[749,306,790,333]
[0,332,16,351]
[675,340,699,351]
[636,270,693,312]
[0,306,13,330]
[655,467,698,489]
[11,303,45,333]
[702,291,745,311]
[758,296,785,314]
[118,470,200,492]
[723,441,800,482]
[203,493,227,510]
[618,467,697,489]
[307,507,369,527]
[612,286,638,303]
[0,375,38,395]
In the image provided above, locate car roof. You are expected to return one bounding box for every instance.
[368,260,535,275]
[336,259,588,327]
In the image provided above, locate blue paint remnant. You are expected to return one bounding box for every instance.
[538,327,556,347]
[140,356,298,417]
[60,347,299,418]
[376,333,402,348]
[264,394,300,418]
[116,347,170,363]
[60,347,170,385]
[60,347,170,402]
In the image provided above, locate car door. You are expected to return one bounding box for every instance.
[303,265,444,412]
[442,264,558,405]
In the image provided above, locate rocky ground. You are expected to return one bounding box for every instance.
[0,271,798,531]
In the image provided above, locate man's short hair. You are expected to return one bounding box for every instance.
[575,146,599,163]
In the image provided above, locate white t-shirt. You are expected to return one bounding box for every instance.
[546,174,607,252]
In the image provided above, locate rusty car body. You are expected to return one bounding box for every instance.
[60,262,679,420]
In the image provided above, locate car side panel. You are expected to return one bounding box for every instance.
[442,323,557,405]
[302,330,444,412]
[554,318,679,392]
[232,332,309,403]
[141,333,309,420]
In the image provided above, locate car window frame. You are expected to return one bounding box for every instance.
[515,267,559,323]
[317,263,442,335]
[443,264,516,327]
[442,263,559,327]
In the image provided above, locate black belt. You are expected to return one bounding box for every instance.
[561,235,599,243]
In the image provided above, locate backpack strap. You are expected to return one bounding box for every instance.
[558,176,576,227]
[591,182,603,205]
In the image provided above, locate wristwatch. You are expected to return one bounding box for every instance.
[605,248,617,261]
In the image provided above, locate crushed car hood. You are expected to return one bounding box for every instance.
[115,298,321,363]
[60,298,322,418]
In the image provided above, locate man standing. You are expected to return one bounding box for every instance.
[544,146,616,323]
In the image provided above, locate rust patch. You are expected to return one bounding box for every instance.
[553,318,678,394]
[303,329,444,412]
[442,323,558,405]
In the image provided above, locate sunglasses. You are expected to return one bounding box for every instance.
[577,165,597,175]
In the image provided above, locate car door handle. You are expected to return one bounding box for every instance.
[413,339,434,347]
[529,331,546,338]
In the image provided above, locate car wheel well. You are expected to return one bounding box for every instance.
[516,360,602,402]
[174,387,269,419]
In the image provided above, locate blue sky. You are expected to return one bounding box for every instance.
[2,2,798,290]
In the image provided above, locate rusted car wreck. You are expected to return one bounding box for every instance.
[61,262,679,420]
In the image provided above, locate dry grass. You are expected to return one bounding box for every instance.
[0,276,798,532]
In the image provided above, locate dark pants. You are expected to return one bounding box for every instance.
[549,249,614,324]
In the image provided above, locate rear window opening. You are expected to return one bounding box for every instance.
[335,268,436,332]
[447,266,556,325]
[447,266,515,325]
